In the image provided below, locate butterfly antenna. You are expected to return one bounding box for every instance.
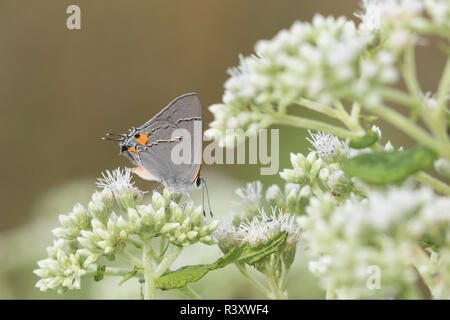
[201,178,213,217]
[102,133,126,141]
[201,179,206,217]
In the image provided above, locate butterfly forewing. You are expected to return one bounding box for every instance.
[137,93,203,190]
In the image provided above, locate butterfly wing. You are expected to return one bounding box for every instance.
[137,93,202,134]
[136,93,203,189]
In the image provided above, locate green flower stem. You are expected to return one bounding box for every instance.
[366,103,447,158]
[436,57,450,119]
[415,172,450,196]
[153,245,182,278]
[412,266,433,299]
[278,260,290,293]
[235,264,273,299]
[294,98,365,135]
[159,237,169,261]
[334,101,365,134]
[413,244,437,297]
[143,243,155,299]
[433,57,450,152]
[351,102,361,123]
[269,112,359,140]
[85,267,139,278]
[127,237,143,249]
[178,285,202,300]
[377,87,419,108]
[264,259,285,299]
[401,46,449,151]
[419,22,450,40]
[146,244,160,263]
[267,277,281,299]
[294,98,339,118]
[121,251,144,269]
[401,46,422,100]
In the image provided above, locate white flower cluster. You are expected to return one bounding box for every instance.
[235,180,263,213]
[299,187,450,298]
[280,152,324,185]
[34,168,218,293]
[356,0,424,32]
[357,0,450,51]
[96,168,144,212]
[306,130,349,162]
[265,183,312,216]
[237,208,300,247]
[34,239,93,293]
[206,14,399,144]
[425,0,450,33]
[214,207,300,252]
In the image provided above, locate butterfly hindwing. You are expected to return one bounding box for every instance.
[136,93,203,190]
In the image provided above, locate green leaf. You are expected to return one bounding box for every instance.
[94,265,106,282]
[155,233,288,290]
[155,265,210,290]
[118,266,139,286]
[216,231,288,267]
[342,145,437,184]
[348,131,379,149]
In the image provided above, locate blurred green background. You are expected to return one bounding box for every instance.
[0,0,446,299]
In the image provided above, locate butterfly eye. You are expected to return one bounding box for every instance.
[134,133,140,139]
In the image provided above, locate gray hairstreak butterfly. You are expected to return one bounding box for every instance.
[103,93,212,216]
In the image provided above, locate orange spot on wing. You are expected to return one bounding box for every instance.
[128,146,137,153]
[135,133,149,146]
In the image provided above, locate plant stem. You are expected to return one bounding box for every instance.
[400,45,449,152]
[269,112,359,140]
[335,101,365,134]
[267,276,281,299]
[143,243,155,299]
[401,46,422,99]
[412,266,433,299]
[178,286,202,299]
[85,267,138,278]
[433,57,450,154]
[367,103,447,158]
[278,260,290,293]
[436,57,450,119]
[294,98,339,118]
[415,172,450,196]
[264,257,286,299]
[153,244,182,278]
[377,87,419,108]
[121,251,144,268]
[235,264,273,299]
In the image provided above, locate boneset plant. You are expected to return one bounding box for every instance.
[35,0,450,299]
[34,168,218,299]
[34,170,297,299]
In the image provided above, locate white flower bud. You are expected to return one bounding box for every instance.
[434,158,450,178]
[290,152,306,169]
[160,222,180,234]
[152,192,166,210]
[187,231,199,241]
[154,207,166,230]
